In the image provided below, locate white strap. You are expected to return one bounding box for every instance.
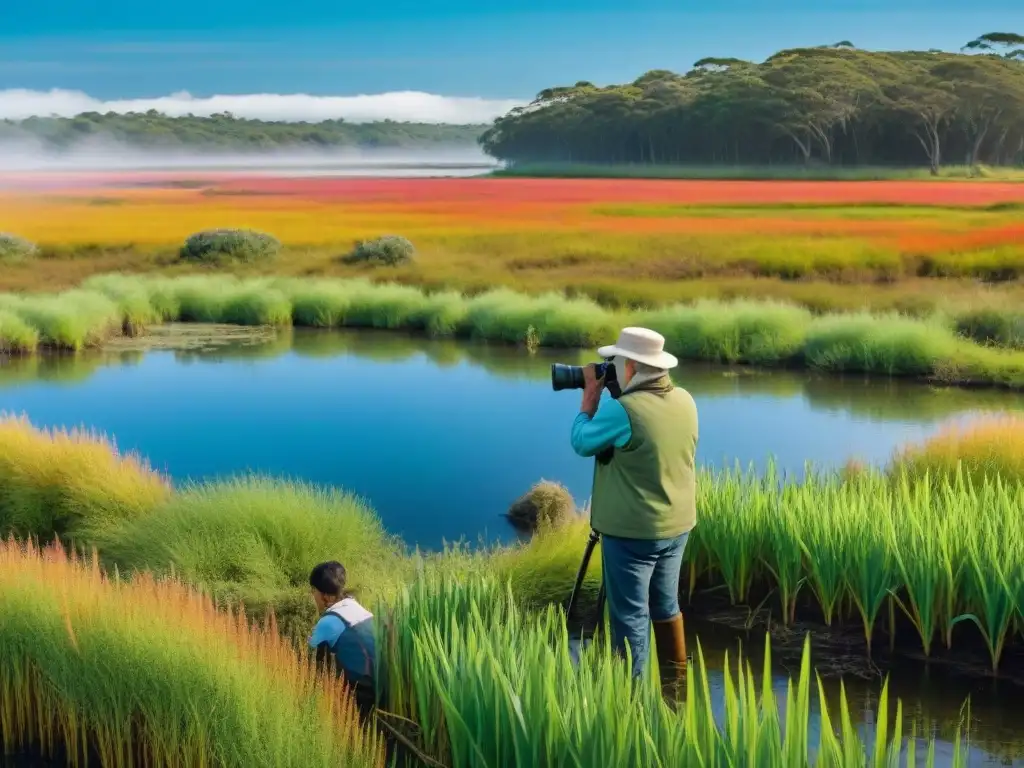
[327,598,373,628]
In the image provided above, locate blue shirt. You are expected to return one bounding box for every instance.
[570,396,632,457]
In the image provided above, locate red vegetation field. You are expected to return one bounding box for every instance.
[209,177,1024,206]
[5,171,1024,206]
[1,172,1022,309]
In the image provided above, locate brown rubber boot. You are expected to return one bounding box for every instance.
[652,614,687,702]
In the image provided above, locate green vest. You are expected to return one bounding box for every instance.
[589,375,698,540]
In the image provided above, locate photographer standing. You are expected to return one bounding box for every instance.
[570,327,698,684]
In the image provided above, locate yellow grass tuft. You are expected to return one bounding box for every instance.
[0,414,170,540]
[891,413,1024,484]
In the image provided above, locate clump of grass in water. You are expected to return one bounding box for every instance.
[461,289,616,347]
[379,574,964,767]
[0,538,384,768]
[9,290,123,351]
[0,308,39,354]
[804,312,959,375]
[638,300,811,364]
[505,479,576,531]
[80,273,164,334]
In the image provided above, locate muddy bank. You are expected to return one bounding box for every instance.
[102,323,279,352]
[680,586,1024,687]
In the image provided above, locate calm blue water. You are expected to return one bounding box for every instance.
[0,328,1020,549]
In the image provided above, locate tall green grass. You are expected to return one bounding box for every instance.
[0,538,383,768]
[693,463,1024,667]
[3,417,1022,671]
[0,274,1015,388]
[0,309,38,353]
[1,290,123,351]
[90,477,411,640]
[379,573,964,767]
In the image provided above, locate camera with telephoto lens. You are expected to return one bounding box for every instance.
[551,360,617,392]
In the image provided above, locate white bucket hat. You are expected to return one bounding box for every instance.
[597,327,678,370]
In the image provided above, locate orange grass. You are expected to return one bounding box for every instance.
[0,178,1022,308]
[891,413,1024,485]
[0,537,384,768]
[0,414,170,541]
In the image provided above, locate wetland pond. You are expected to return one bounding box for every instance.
[2,325,1023,766]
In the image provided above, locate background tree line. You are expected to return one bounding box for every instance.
[480,33,1024,172]
[0,111,486,151]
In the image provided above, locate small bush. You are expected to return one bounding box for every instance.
[0,233,37,262]
[342,235,416,266]
[179,229,280,265]
[506,480,578,532]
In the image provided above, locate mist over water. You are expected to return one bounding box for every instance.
[0,138,500,177]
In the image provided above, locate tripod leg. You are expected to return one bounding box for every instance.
[566,530,600,623]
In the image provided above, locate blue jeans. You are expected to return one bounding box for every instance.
[601,532,689,677]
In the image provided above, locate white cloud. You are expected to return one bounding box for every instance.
[0,88,523,123]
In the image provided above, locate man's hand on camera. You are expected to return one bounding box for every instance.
[580,363,604,418]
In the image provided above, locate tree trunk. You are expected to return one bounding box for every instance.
[782,128,813,164]
[967,116,995,167]
[912,120,941,175]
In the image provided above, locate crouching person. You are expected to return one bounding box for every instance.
[308,561,378,718]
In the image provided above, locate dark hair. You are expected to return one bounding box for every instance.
[309,561,347,597]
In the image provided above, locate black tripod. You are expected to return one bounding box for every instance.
[566,529,606,627]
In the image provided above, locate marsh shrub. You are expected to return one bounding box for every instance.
[0,233,37,262]
[506,480,577,532]
[179,229,280,264]
[342,235,416,266]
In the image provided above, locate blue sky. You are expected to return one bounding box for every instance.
[2,0,1022,120]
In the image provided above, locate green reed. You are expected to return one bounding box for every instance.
[692,463,1024,669]
[379,574,965,767]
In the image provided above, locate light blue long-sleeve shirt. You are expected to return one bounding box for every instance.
[571,396,632,457]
